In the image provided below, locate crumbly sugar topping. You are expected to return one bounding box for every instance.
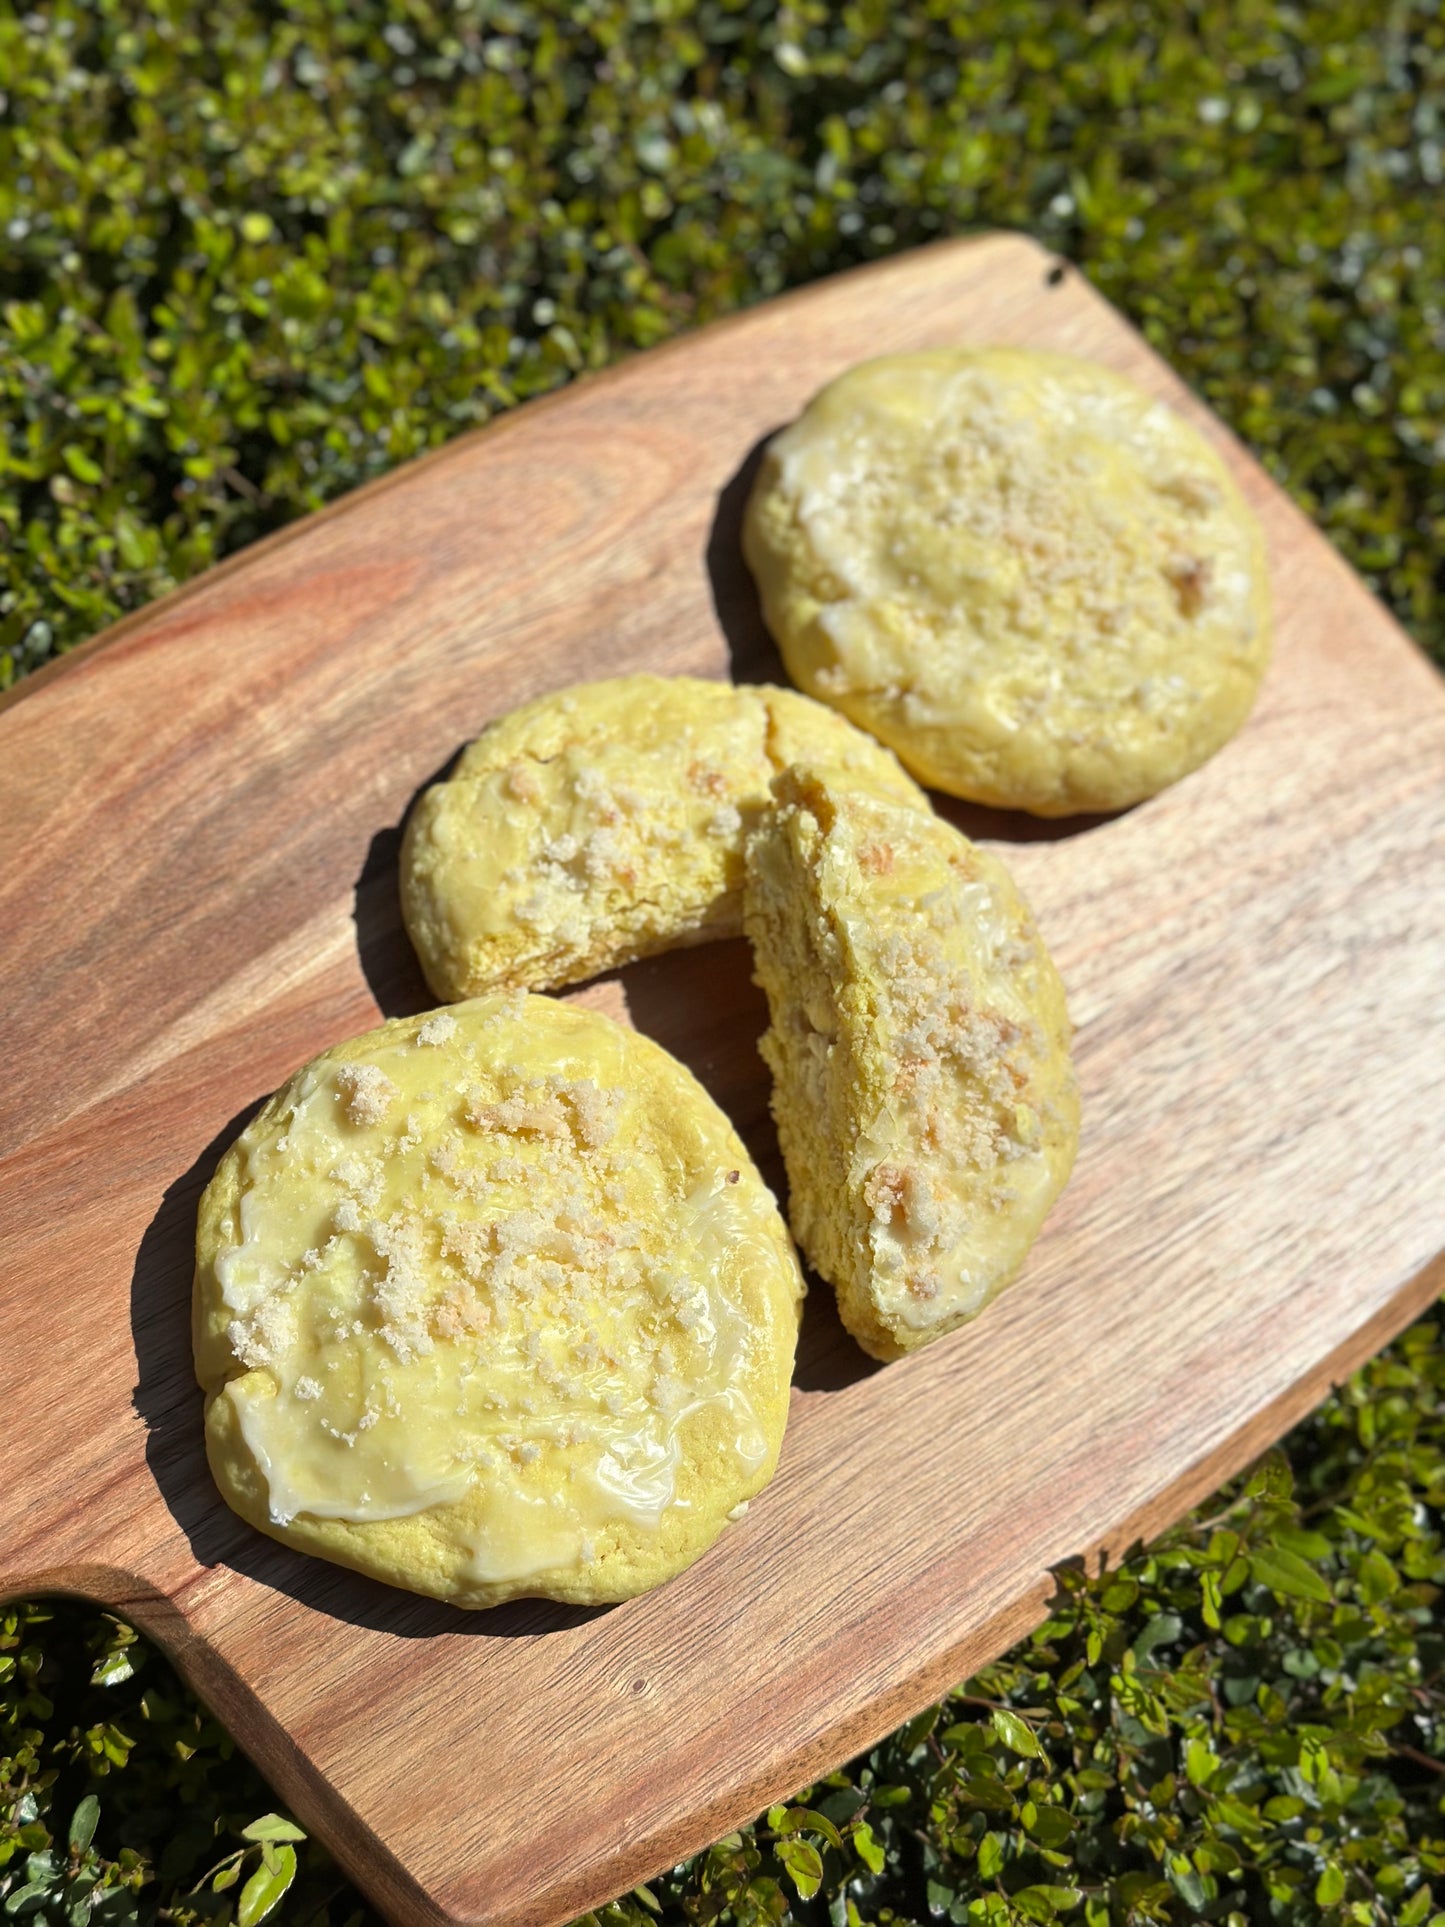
[768,353,1264,740]
[335,1062,397,1127]
[416,1011,459,1046]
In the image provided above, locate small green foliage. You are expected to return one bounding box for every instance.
[236,1843,297,1927]
[2,0,1444,691]
[5,1315,1443,1925]
[0,1606,337,1926]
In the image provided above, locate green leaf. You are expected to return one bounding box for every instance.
[815,1787,866,1828]
[1249,1546,1332,1603]
[237,1845,295,1927]
[1273,1524,1332,1561]
[112,512,153,573]
[977,1832,1004,1880]
[897,1705,938,1754]
[4,300,47,346]
[1185,1738,1218,1787]
[1131,1614,1182,1662]
[68,1796,100,1855]
[1028,1805,1074,1848]
[1355,1548,1399,1602]
[959,1772,1016,1813]
[1014,1888,1080,1923]
[1200,1569,1223,1630]
[851,1822,884,1876]
[5,1884,51,1918]
[990,1708,1042,1758]
[1166,1857,1208,1910]
[62,445,104,486]
[774,1838,822,1902]
[1263,1794,1305,1821]
[1315,1863,1347,1906]
[777,1807,843,1852]
[239,1816,305,1845]
[1245,1455,1294,1504]
[90,1651,135,1687]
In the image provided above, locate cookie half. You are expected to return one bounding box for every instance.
[744,769,1078,1359]
[401,674,925,1001]
[743,348,1271,815]
[195,994,805,1607]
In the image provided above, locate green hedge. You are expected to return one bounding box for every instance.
[1,0,1442,685]
[3,5,1444,1925]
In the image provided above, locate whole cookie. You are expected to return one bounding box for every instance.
[744,769,1078,1359]
[195,994,805,1607]
[743,348,1272,815]
[401,673,925,1001]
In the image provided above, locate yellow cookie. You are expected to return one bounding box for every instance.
[401,674,925,1001]
[194,994,805,1607]
[744,769,1078,1360]
[743,348,1272,815]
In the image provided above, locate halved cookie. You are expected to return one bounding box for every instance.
[744,769,1078,1359]
[401,674,925,1001]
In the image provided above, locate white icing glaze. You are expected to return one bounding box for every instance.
[206,1017,786,1583]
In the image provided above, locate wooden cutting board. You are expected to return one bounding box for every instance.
[3,234,1443,1927]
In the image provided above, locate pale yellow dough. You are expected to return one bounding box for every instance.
[194,994,805,1607]
[401,674,925,1001]
[744,770,1078,1360]
[742,348,1272,815]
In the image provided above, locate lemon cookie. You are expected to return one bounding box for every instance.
[744,769,1078,1360]
[401,674,925,1001]
[194,994,805,1607]
[743,348,1272,815]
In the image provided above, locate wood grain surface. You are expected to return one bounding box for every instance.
[3,234,1444,1927]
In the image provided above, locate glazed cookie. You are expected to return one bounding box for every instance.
[401,674,925,1001]
[744,769,1078,1360]
[743,348,1271,815]
[194,994,805,1607]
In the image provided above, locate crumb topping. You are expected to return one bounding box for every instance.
[755,351,1266,796]
[417,1011,458,1046]
[335,1063,397,1127]
[747,773,1074,1348]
